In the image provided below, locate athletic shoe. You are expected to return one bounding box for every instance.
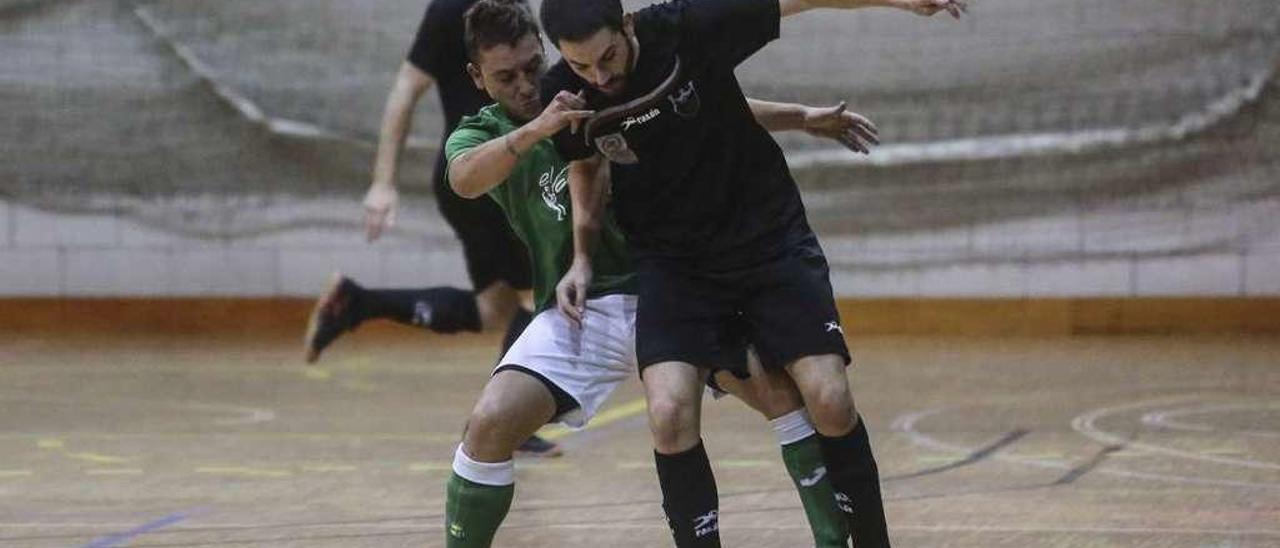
[304,273,363,364]
[515,435,563,458]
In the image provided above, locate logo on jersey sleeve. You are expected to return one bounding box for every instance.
[667,80,700,118]
[692,510,720,538]
[595,133,639,164]
[538,165,569,221]
[825,321,844,335]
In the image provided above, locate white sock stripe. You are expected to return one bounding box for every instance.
[770,409,816,447]
[452,444,515,486]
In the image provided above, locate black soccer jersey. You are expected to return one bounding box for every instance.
[542,0,809,270]
[407,0,491,133]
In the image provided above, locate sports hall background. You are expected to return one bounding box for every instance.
[1,1,1279,547]
[3,0,1278,312]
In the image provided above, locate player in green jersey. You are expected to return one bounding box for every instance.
[438,2,880,546]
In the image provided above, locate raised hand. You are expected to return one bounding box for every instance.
[802,102,880,154]
[363,181,399,242]
[529,90,594,138]
[894,0,968,19]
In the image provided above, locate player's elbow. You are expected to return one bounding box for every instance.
[450,178,485,200]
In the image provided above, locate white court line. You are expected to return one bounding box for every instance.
[1073,398,1280,471]
[1143,401,1280,439]
[0,396,274,427]
[893,404,1280,490]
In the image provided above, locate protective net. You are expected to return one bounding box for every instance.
[2,0,1278,268]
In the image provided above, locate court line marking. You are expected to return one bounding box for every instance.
[80,511,192,548]
[894,405,1280,490]
[6,521,1277,537]
[538,398,647,442]
[5,396,275,426]
[37,438,134,465]
[1143,401,1280,438]
[84,469,144,476]
[1,432,458,442]
[10,519,1269,537]
[194,467,291,478]
[890,429,1027,481]
[1073,397,1280,470]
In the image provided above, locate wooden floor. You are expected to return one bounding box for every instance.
[1,330,1277,547]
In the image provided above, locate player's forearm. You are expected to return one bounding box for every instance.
[371,63,434,187]
[568,157,606,264]
[747,98,809,132]
[780,0,895,17]
[448,126,544,198]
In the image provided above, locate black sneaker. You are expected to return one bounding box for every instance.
[515,435,563,458]
[304,273,363,364]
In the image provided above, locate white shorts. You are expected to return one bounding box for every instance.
[497,294,637,428]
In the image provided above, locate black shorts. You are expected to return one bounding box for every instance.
[635,236,851,375]
[433,154,532,292]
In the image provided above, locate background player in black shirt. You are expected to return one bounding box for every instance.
[303,0,559,457]
[539,0,966,545]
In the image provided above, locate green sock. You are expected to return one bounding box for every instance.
[782,435,850,548]
[445,473,514,548]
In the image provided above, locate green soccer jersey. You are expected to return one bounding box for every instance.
[445,104,636,312]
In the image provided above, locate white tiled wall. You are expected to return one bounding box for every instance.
[2,199,1277,297]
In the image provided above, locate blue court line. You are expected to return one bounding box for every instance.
[81,511,191,548]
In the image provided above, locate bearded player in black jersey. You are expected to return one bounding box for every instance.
[539,0,966,546]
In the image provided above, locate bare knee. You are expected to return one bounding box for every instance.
[647,395,700,453]
[463,399,521,460]
[805,384,856,435]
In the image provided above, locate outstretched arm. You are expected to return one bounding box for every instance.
[364,62,435,242]
[779,0,967,19]
[448,91,592,199]
[747,98,880,154]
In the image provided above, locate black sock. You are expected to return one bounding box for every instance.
[817,417,890,548]
[654,441,721,547]
[499,307,534,356]
[356,287,481,333]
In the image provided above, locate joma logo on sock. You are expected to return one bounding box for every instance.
[693,510,719,538]
[798,466,827,487]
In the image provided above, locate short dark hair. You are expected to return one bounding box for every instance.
[539,0,624,46]
[464,0,540,62]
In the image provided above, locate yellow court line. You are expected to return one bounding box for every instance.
[36,437,133,464]
[302,368,332,380]
[85,468,144,476]
[195,466,292,478]
[0,470,33,478]
[66,452,132,465]
[2,432,459,442]
[301,464,358,473]
[539,398,648,441]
